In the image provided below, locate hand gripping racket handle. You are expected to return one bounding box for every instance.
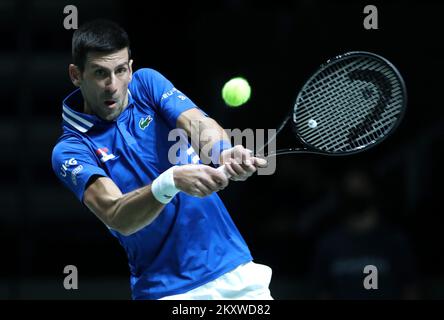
[216,165,231,179]
[216,150,272,179]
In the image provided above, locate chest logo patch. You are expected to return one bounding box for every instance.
[96,147,116,163]
[139,115,153,130]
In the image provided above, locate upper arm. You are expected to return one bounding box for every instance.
[177,108,228,145]
[83,176,123,227]
[132,68,207,127]
[51,138,108,202]
[176,107,211,134]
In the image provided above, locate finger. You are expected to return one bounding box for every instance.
[240,155,257,173]
[224,163,239,180]
[200,175,222,193]
[239,152,256,173]
[229,162,247,176]
[228,162,252,181]
[210,168,230,189]
[252,157,268,168]
[194,180,212,197]
[232,146,245,165]
[243,152,253,167]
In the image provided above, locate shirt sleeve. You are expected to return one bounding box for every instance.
[132,68,208,127]
[52,137,108,202]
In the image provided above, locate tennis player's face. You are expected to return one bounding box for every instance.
[79,48,133,121]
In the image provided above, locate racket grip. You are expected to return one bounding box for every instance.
[216,165,232,179]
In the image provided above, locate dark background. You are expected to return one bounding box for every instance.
[0,0,442,299]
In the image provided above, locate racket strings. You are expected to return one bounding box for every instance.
[299,59,376,140]
[347,69,392,143]
[294,55,404,153]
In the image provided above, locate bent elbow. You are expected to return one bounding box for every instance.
[116,228,135,237]
[106,218,137,236]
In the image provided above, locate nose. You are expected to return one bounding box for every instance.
[105,73,118,94]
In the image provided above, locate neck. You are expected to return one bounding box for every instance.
[83,101,92,115]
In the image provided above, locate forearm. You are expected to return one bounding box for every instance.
[188,116,231,164]
[194,117,229,149]
[177,109,231,164]
[105,163,228,235]
[84,177,167,236]
[109,185,165,236]
[191,117,231,164]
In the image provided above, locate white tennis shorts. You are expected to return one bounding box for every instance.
[159,261,273,300]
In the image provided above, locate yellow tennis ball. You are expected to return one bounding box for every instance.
[222,77,251,107]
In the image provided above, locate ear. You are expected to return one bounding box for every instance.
[128,59,134,81]
[69,64,82,87]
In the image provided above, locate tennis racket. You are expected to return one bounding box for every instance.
[218,51,407,176]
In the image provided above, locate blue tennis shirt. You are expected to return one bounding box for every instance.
[51,68,252,299]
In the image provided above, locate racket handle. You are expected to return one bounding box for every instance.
[216,165,232,179]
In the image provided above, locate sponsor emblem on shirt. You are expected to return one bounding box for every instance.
[96,147,116,163]
[160,88,187,101]
[139,115,153,130]
[71,165,83,186]
[60,158,78,178]
[161,88,178,101]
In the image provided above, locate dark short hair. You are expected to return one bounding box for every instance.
[72,19,131,71]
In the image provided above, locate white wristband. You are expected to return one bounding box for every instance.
[151,166,180,204]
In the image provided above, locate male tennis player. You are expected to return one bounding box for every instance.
[51,19,273,300]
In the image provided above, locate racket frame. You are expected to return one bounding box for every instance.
[264,51,408,157]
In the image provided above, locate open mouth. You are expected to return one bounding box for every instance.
[104,100,117,107]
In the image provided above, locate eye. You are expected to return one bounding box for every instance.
[116,67,127,74]
[95,69,106,77]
